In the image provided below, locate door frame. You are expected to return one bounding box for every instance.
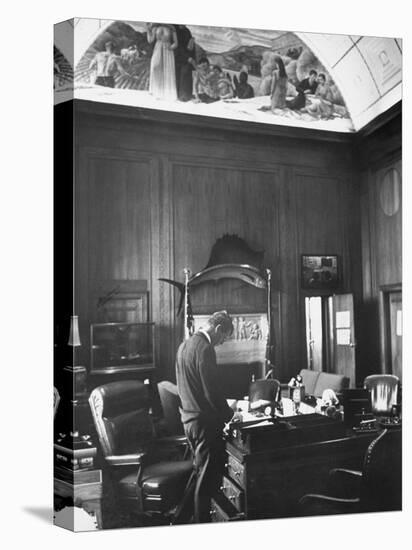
[379,283,402,374]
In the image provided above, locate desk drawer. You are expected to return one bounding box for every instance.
[210,493,245,522]
[226,454,245,488]
[221,475,244,513]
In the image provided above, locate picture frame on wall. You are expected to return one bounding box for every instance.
[301,254,339,290]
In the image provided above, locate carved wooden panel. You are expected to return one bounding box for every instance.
[91,279,148,323]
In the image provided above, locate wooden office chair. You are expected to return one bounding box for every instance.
[364,374,400,416]
[299,425,402,515]
[89,380,193,524]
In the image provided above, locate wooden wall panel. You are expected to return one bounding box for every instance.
[75,149,153,365]
[87,156,151,283]
[75,102,363,383]
[374,160,402,287]
[295,175,344,254]
[359,155,402,378]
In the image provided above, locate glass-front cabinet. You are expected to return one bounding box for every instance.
[90,322,155,374]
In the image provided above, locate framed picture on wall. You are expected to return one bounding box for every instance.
[301,254,340,290]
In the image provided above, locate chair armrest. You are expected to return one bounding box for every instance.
[105,453,146,466]
[156,435,188,447]
[299,493,360,515]
[330,468,362,478]
[327,468,362,498]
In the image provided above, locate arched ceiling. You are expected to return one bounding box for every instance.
[55,18,402,132]
[298,32,402,129]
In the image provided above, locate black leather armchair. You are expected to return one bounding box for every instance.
[299,425,402,515]
[89,380,193,522]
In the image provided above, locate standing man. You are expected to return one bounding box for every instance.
[89,41,127,88]
[176,310,240,523]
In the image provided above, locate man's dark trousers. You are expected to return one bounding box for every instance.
[184,418,226,523]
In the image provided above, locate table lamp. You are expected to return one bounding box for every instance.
[62,315,88,440]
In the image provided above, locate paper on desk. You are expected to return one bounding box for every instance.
[237,400,250,412]
[241,411,269,422]
[242,420,273,428]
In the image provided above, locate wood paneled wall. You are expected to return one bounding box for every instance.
[74,100,364,383]
[358,113,402,379]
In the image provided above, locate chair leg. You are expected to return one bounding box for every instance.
[171,470,197,525]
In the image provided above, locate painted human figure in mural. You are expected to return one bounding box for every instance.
[89,41,127,87]
[121,44,141,64]
[146,23,178,101]
[193,57,219,103]
[174,25,196,101]
[233,71,255,99]
[286,69,318,110]
[304,73,334,119]
[270,55,288,111]
[210,65,234,99]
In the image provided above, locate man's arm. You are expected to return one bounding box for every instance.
[198,346,234,424]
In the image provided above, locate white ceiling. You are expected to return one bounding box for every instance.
[298,32,402,129]
[55,18,402,132]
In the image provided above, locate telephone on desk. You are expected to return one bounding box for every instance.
[352,418,378,434]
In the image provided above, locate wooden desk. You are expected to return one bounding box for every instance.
[211,414,375,522]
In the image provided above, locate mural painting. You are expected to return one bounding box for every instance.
[68,21,353,131]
